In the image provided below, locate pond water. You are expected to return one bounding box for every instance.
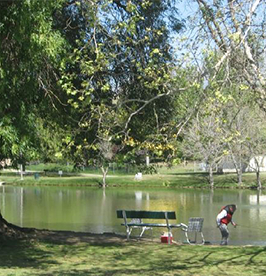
[1,185,266,245]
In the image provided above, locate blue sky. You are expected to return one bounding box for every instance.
[177,0,198,20]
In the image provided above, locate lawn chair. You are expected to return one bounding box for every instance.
[184,217,205,245]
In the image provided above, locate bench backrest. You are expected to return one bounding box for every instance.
[117,210,176,220]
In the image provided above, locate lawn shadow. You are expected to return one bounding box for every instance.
[34,230,128,246]
[183,246,266,272]
[0,236,58,269]
[167,171,208,176]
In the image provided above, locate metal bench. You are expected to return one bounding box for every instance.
[183,217,205,245]
[117,210,187,244]
[126,218,153,238]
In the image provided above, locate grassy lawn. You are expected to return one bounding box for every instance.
[0,236,266,276]
[1,162,266,189]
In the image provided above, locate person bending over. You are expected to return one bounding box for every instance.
[216,204,237,245]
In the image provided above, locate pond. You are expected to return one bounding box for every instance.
[1,185,266,245]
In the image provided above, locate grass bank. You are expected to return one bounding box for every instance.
[1,163,266,189]
[0,235,265,276]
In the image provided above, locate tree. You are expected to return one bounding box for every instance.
[182,81,266,189]
[192,0,266,109]
[183,119,223,188]
[59,0,185,184]
[0,0,66,235]
[182,95,227,188]
[177,0,266,186]
[244,109,266,190]
[223,105,251,186]
[0,0,66,164]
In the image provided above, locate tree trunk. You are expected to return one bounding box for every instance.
[208,166,214,189]
[20,164,24,180]
[236,168,243,186]
[256,170,262,190]
[100,166,108,188]
[254,158,262,190]
[0,209,38,239]
[229,146,243,186]
[0,211,27,238]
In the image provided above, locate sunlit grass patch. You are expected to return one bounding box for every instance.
[1,237,266,275]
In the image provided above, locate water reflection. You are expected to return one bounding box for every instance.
[249,193,266,204]
[1,185,266,245]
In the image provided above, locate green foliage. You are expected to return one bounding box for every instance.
[27,162,73,173]
[0,0,66,165]
[57,0,184,168]
[34,118,68,163]
[138,164,158,174]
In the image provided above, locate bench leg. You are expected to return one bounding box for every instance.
[139,227,146,238]
[168,229,172,245]
[126,227,131,241]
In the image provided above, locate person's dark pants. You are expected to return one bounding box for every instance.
[219,224,229,245]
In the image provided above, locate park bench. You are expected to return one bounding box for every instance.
[117,210,187,244]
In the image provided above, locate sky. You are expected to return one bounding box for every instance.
[171,1,201,61]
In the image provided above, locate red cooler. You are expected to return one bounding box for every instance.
[161,233,173,243]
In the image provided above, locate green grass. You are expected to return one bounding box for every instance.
[1,163,266,189]
[0,237,266,275]
[26,162,137,175]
